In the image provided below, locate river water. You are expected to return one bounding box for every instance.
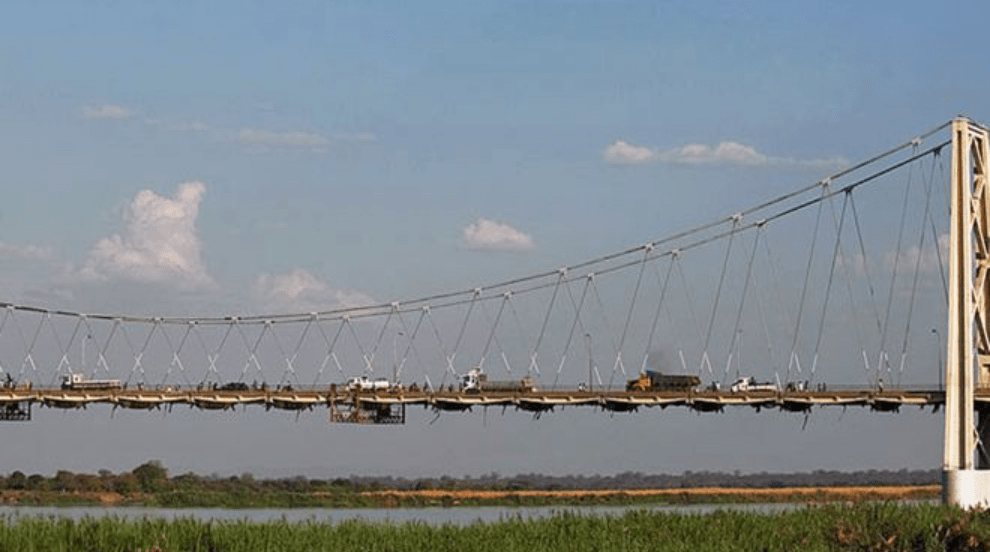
[0,502,813,526]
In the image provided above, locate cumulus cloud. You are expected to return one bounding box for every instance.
[82,104,134,120]
[252,269,375,312]
[603,139,847,168]
[0,242,52,262]
[78,182,214,290]
[603,140,658,165]
[462,218,535,251]
[665,142,769,165]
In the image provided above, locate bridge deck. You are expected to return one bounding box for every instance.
[0,386,966,413]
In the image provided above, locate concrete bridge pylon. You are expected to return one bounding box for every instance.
[945,117,990,507]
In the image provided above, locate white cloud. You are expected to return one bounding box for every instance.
[835,251,869,276]
[82,105,134,120]
[0,242,52,262]
[664,142,769,165]
[78,181,214,290]
[603,139,847,168]
[333,132,376,142]
[83,104,373,154]
[252,269,375,312]
[603,140,658,164]
[884,233,949,275]
[185,121,210,132]
[462,218,535,251]
[145,118,209,132]
[238,128,330,152]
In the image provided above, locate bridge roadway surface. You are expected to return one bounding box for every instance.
[0,385,977,413]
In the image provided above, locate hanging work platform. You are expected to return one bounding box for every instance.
[0,401,31,421]
[328,398,406,425]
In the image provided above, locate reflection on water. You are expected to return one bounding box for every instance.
[0,503,810,526]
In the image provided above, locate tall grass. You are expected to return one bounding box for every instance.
[0,503,986,551]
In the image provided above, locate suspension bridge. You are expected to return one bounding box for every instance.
[1,117,988,506]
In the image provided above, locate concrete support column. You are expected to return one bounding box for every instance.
[980,405,990,469]
[944,117,990,508]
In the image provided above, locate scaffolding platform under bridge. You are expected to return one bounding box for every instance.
[328,399,405,425]
[0,401,31,422]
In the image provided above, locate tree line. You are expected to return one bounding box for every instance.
[0,461,939,495]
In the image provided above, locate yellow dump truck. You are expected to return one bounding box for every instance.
[626,370,701,391]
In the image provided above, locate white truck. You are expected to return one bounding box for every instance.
[61,373,122,391]
[459,367,536,394]
[729,376,777,393]
[346,376,391,392]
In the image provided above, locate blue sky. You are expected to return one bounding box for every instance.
[0,0,985,478]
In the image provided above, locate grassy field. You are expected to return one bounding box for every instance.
[0,503,987,551]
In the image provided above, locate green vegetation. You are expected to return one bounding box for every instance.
[0,462,941,508]
[0,503,986,551]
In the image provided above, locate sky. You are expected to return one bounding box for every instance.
[0,0,987,479]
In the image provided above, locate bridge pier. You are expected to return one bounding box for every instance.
[943,471,990,507]
[944,118,990,508]
[943,405,990,506]
[980,406,990,469]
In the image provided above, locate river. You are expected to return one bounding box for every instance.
[0,502,821,526]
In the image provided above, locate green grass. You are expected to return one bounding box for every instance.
[0,502,987,551]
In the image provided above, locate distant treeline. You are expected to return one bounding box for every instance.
[347,468,940,491]
[0,461,939,495]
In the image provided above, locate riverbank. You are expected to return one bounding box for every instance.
[360,484,940,506]
[0,484,940,508]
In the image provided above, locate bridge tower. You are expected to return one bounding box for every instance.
[945,117,990,507]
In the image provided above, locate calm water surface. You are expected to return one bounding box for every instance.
[0,503,811,526]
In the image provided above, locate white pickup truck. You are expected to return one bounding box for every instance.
[345,376,391,392]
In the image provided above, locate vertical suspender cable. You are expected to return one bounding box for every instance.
[760,229,793,379]
[424,308,455,388]
[315,317,347,386]
[876,147,916,386]
[445,290,481,386]
[725,224,762,381]
[928,149,950,305]
[811,190,850,381]
[674,253,706,376]
[751,237,779,381]
[898,154,940,386]
[160,322,193,387]
[788,184,827,381]
[700,216,741,376]
[642,255,676,374]
[528,271,565,378]
[555,275,592,390]
[477,294,509,374]
[587,275,622,389]
[614,246,653,375]
[837,195,872,380]
[394,308,427,384]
